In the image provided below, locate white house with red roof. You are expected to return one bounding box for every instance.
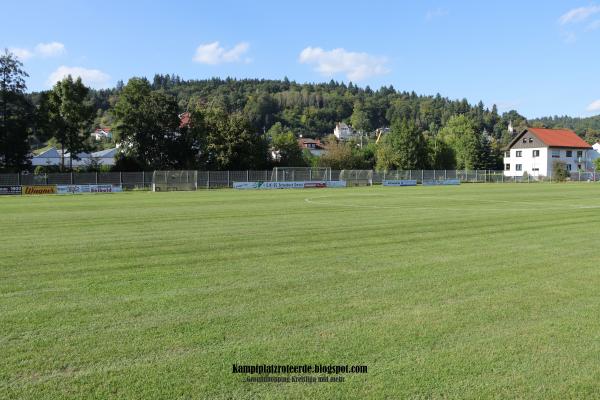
[503,127,593,177]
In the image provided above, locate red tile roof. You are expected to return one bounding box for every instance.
[527,127,591,148]
[298,138,325,149]
[179,112,191,128]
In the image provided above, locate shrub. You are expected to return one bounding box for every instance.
[552,161,569,182]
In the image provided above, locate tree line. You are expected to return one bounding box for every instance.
[2,49,599,173]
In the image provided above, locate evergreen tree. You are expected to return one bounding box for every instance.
[0,49,31,171]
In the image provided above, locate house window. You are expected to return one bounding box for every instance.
[566,164,572,171]
[577,151,583,158]
[516,164,522,171]
[552,150,560,158]
[505,164,510,171]
[532,150,540,157]
[529,138,533,143]
[577,164,582,170]
[516,150,522,157]
[566,150,572,157]
[504,151,510,158]
[522,138,527,143]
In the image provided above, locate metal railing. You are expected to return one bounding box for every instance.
[1,170,598,190]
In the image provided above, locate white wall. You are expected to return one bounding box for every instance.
[503,147,548,177]
[504,147,592,177]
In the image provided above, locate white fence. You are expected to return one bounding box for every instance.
[1,170,599,190]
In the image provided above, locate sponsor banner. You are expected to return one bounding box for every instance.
[56,185,91,194]
[303,181,327,188]
[260,181,306,189]
[0,185,22,195]
[57,184,123,194]
[91,184,122,193]
[233,182,260,189]
[22,185,57,195]
[422,179,461,186]
[325,180,347,188]
[233,181,347,189]
[383,180,417,187]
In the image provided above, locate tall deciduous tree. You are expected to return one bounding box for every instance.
[438,115,485,170]
[189,105,269,170]
[44,76,94,169]
[267,122,305,166]
[0,49,31,171]
[379,119,428,170]
[112,78,192,169]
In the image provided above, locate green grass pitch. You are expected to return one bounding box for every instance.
[2,183,600,399]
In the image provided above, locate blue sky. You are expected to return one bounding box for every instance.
[2,0,600,119]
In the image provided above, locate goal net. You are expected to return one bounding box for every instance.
[339,170,373,186]
[152,170,198,191]
[271,167,331,182]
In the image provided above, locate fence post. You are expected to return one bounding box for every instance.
[444,170,447,180]
[421,170,424,183]
[227,170,230,187]
[70,172,74,184]
[119,171,123,185]
[265,170,268,181]
[246,170,249,182]
[95,172,98,184]
[45,173,48,185]
[409,170,412,180]
[207,171,211,189]
[17,172,20,186]
[475,170,478,182]
[142,171,145,187]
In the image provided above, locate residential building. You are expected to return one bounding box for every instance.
[32,147,117,167]
[333,122,354,140]
[503,127,592,177]
[91,128,112,141]
[298,138,326,157]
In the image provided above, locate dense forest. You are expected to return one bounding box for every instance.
[2,49,600,173]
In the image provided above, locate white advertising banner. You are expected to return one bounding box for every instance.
[383,180,417,186]
[233,181,347,189]
[57,184,123,194]
[422,179,460,186]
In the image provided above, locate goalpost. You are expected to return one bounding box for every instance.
[152,170,198,191]
[339,170,373,186]
[271,167,331,182]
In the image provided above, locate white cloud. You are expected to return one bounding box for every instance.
[9,47,33,61]
[193,41,250,65]
[47,66,111,88]
[8,41,66,61]
[426,7,448,21]
[559,5,600,24]
[586,99,600,112]
[298,47,390,81]
[35,42,66,57]
[587,19,600,30]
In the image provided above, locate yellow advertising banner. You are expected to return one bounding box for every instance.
[22,185,57,195]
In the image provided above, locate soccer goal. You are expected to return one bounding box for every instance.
[152,170,198,192]
[339,170,374,186]
[271,167,331,182]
